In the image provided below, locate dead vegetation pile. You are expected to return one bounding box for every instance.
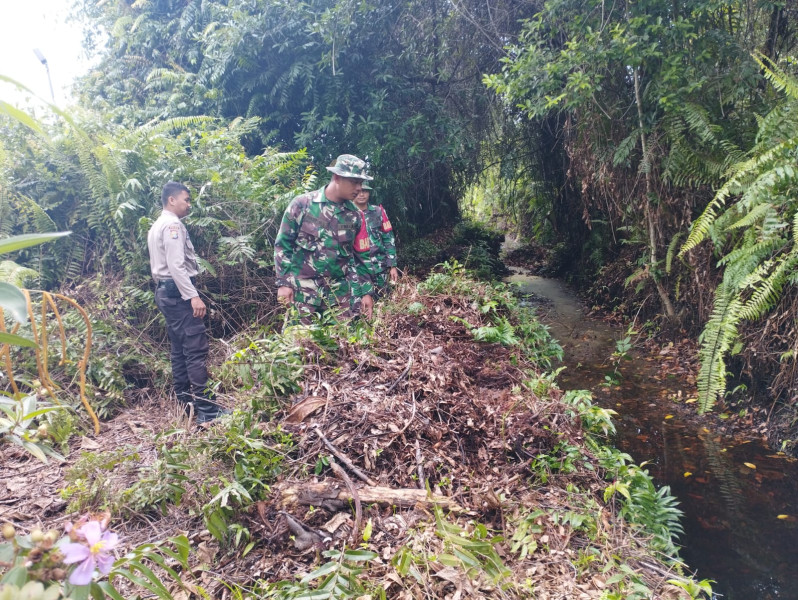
[1,277,697,599]
[231,279,694,598]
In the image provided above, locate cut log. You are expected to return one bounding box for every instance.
[279,481,466,513]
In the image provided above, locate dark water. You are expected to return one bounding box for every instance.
[507,270,798,600]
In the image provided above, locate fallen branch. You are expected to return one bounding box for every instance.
[314,426,377,487]
[279,481,466,513]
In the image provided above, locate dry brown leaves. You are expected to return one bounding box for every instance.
[1,279,691,599]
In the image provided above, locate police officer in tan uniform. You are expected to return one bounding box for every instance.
[147,181,225,423]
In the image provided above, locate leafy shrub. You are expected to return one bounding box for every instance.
[222,331,304,411]
[679,60,798,412]
[560,390,684,558]
[451,220,504,256]
[0,394,64,463]
[198,410,292,546]
[398,239,441,274]
[452,220,507,280]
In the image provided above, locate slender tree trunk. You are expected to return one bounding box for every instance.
[633,66,677,320]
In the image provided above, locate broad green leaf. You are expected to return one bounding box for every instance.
[343,549,377,562]
[89,582,106,600]
[0,101,46,137]
[67,583,91,600]
[0,565,28,586]
[0,282,28,323]
[301,561,338,583]
[21,441,48,463]
[0,232,71,255]
[197,257,217,276]
[96,581,126,600]
[0,331,37,347]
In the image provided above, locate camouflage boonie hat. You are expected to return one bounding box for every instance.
[326,154,373,180]
[361,182,373,190]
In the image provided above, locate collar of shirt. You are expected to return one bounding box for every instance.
[161,208,181,223]
[314,186,358,213]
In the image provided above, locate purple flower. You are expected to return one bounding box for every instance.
[61,520,119,586]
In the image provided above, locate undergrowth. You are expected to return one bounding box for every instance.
[9,265,711,599]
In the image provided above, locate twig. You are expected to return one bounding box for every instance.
[397,392,417,435]
[636,559,684,581]
[385,357,413,394]
[414,439,426,490]
[385,331,423,395]
[329,458,362,544]
[314,426,377,487]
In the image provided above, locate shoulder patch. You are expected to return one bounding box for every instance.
[380,205,393,232]
[168,224,180,239]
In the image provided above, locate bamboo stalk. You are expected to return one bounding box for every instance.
[44,293,67,366]
[52,293,98,434]
[0,308,20,396]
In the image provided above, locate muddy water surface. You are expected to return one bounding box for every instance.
[507,269,798,600]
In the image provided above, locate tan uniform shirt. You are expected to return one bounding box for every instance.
[147,209,200,300]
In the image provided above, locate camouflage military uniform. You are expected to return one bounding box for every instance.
[356,204,397,298]
[274,186,374,320]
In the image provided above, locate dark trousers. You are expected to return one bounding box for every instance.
[155,288,210,403]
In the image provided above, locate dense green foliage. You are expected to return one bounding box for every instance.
[72,0,542,239]
[484,0,798,421]
[485,0,787,303]
[680,61,798,411]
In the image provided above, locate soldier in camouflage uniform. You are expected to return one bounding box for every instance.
[274,154,375,322]
[353,182,398,298]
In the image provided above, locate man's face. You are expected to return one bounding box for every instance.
[337,176,364,201]
[354,190,370,208]
[169,190,192,218]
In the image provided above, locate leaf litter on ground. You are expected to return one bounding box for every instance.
[1,277,699,599]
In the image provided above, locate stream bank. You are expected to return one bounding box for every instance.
[507,268,798,600]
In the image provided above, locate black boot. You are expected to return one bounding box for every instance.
[194,398,229,424]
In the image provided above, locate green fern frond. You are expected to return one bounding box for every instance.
[688,61,798,412]
[753,54,798,100]
[665,232,682,274]
[738,254,798,321]
[0,260,38,286]
[22,195,58,233]
[696,285,741,412]
[725,202,774,231]
[717,238,786,270]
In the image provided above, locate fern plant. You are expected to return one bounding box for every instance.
[679,58,798,412]
[261,548,379,599]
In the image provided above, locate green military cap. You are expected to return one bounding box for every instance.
[361,182,373,190]
[326,154,373,180]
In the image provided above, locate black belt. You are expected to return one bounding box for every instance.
[158,277,196,287]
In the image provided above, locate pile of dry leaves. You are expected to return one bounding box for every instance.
[1,278,696,599]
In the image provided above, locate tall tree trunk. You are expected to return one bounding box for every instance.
[765,5,784,61]
[633,66,677,321]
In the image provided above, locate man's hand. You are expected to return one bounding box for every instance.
[277,286,295,305]
[190,296,207,318]
[361,294,374,319]
[389,267,399,283]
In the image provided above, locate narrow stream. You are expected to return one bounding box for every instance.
[507,269,798,600]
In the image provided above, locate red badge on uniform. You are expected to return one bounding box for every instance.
[354,212,370,253]
[380,205,392,233]
[168,224,180,240]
